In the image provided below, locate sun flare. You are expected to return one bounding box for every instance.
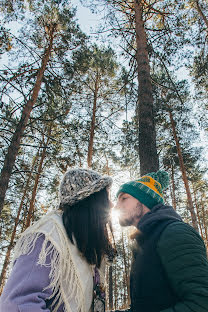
[110,208,120,225]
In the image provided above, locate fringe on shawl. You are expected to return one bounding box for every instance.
[12,215,86,312]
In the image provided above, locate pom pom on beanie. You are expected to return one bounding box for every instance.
[147,170,169,190]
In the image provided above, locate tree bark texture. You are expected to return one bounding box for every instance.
[24,126,51,229]
[108,264,113,311]
[193,187,204,240]
[168,109,199,232]
[114,262,117,310]
[87,73,99,168]
[0,26,55,216]
[134,0,159,175]
[121,232,130,305]
[171,165,177,210]
[201,195,208,248]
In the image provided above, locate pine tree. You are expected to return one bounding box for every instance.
[0,0,87,214]
[68,44,125,169]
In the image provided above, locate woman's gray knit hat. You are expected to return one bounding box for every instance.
[59,168,113,206]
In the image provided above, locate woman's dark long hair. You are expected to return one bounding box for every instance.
[60,187,114,268]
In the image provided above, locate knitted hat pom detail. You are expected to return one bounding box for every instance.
[154,170,169,190]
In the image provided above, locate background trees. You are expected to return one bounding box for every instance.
[1,0,208,308]
[0,0,87,214]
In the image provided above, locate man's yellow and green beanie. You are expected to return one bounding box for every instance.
[116,170,169,209]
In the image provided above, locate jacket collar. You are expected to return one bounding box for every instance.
[137,204,182,235]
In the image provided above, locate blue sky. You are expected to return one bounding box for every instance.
[74,1,102,35]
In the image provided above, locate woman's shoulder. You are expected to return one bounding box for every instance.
[26,210,64,238]
[13,210,70,263]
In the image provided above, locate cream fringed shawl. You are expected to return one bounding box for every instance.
[12,211,94,312]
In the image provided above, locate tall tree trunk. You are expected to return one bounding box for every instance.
[114,261,117,310]
[122,265,127,307]
[0,25,55,215]
[121,232,130,305]
[21,208,28,233]
[87,74,99,168]
[171,165,177,210]
[24,126,51,229]
[134,0,159,175]
[75,142,83,167]
[105,154,110,176]
[108,264,113,311]
[168,109,198,231]
[0,153,39,290]
[192,186,204,239]
[201,195,208,248]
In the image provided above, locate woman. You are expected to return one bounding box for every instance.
[0,168,114,312]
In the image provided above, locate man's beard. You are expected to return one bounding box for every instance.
[119,202,144,227]
[119,215,135,227]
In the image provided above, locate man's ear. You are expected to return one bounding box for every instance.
[142,204,150,214]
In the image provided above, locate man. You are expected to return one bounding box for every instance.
[116,170,208,312]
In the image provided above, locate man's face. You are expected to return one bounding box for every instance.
[116,193,149,227]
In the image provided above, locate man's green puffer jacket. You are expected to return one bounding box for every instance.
[157,221,208,312]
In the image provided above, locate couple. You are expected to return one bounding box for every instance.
[1,168,208,312]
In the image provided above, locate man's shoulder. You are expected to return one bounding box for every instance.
[161,220,199,236]
[156,219,208,283]
[157,220,205,250]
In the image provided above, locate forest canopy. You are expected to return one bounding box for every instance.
[0,0,208,309]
